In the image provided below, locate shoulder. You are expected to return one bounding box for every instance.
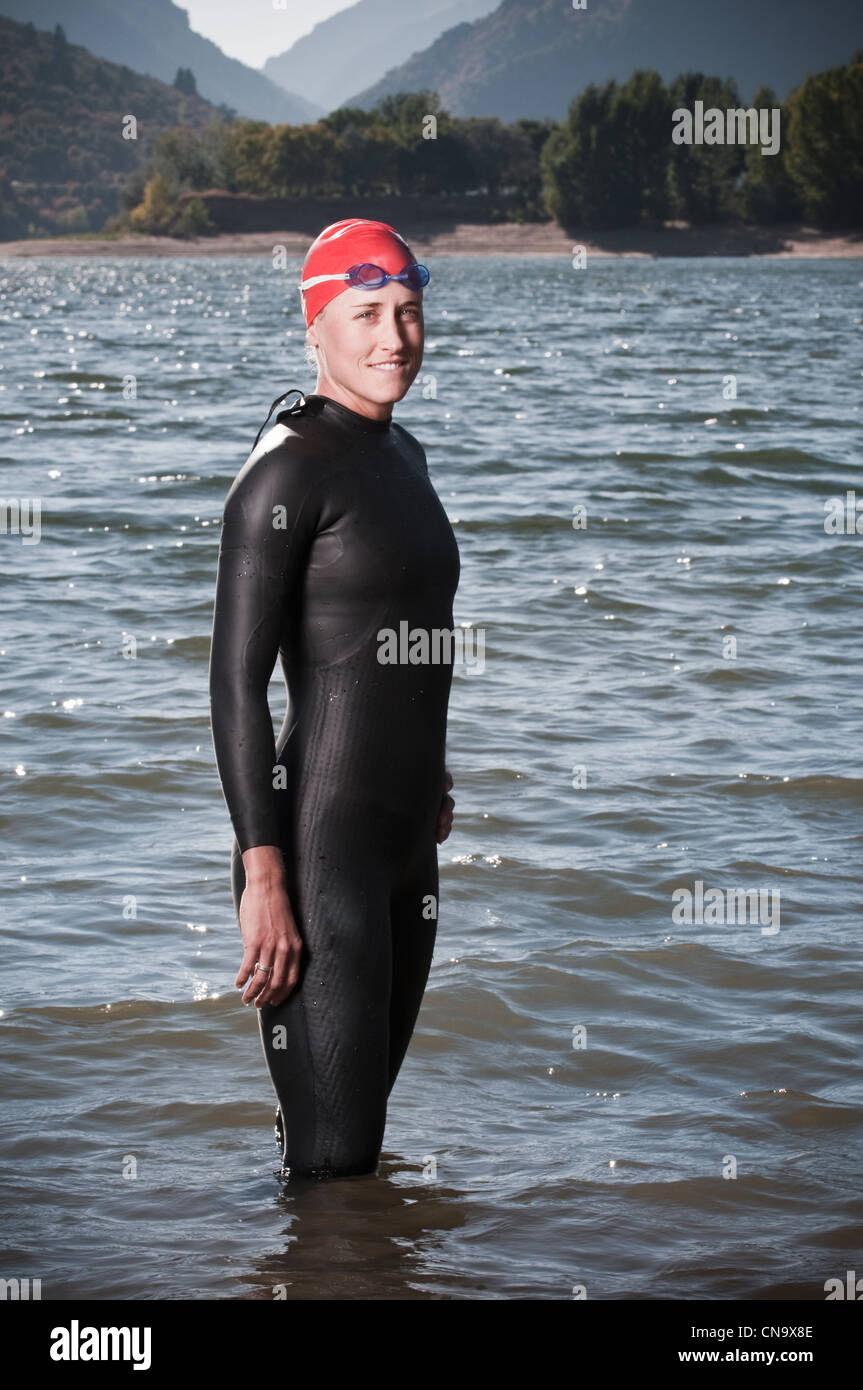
[240,415,324,478]
[391,419,429,476]
[222,415,333,513]
[216,424,325,551]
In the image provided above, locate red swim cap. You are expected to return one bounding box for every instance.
[298,218,417,328]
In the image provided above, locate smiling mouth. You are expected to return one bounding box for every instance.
[368,361,408,370]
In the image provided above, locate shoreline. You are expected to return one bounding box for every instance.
[1,220,861,259]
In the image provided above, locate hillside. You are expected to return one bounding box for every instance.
[262,0,499,113]
[347,0,863,120]
[0,0,319,124]
[0,16,227,237]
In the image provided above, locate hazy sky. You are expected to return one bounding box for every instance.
[177,0,350,68]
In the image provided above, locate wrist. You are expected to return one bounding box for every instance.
[241,844,286,889]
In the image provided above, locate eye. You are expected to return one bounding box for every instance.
[355,306,419,320]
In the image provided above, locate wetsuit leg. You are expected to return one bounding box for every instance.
[387,840,439,1094]
[234,827,392,1178]
[231,830,438,1175]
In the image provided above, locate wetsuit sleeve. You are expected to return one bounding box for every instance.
[208,439,318,853]
[412,432,431,478]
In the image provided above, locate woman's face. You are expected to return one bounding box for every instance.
[307,279,424,415]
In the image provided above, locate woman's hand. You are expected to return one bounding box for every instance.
[236,846,303,1008]
[435,768,454,843]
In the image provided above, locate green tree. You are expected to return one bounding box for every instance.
[398,125,475,196]
[739,85,800,223]
[785,54,863,226]
[173,67,198,96]
[335,123,399,196]
[151,120,234,189]
[373,90,445,144]
[667,73,746,223]
[39,22,74,86]
[55,204,90,233]
[616,70,673,221]
[323,105,382,136]
[540,73,673,230]
[264,122,342,195]
[228,120,275,193]
[458,117,532,198]
[540,80,622,228]
[128,174,177,234]
[177,196,216,236]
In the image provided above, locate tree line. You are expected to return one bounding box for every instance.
[125,54,863,237]
[541,59,862,229]
[1,15,859,240]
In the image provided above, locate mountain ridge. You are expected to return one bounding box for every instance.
[346,0,863,119]
[0,0,319,123]
[262,0,500,113]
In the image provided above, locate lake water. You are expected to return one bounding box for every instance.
[1,253,862,1299]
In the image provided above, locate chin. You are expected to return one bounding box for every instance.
[361,363,419,403]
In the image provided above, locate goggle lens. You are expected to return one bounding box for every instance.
[347,262,429,290]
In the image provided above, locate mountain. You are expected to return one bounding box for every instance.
[0,15,225,237]
[346,0,863,120]
[0,0,320,123]
[262,0,500,114]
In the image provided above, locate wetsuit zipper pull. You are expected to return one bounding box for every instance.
[250,388,306,453]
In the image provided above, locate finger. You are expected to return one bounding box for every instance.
[237,948,264,995]
[282,942,303,998]
[263,946,300,1008]
[263,944,289,999]
[255,946,288,1007]
[258,936,298,1006]
[241,975,263,1005]
[243,959,273,1006]
[235,944,257,990]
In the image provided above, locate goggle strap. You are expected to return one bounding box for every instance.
[298,271,350,291]
[298,264,428,293]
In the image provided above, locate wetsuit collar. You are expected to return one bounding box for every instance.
[306,393,392,433]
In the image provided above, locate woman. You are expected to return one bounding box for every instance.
[208,219,460,1179]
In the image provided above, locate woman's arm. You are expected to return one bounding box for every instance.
[234,844,297,1007]
[436,768,454,842]
[209,439,318,1007]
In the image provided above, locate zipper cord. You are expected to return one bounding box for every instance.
[250,388,306,453]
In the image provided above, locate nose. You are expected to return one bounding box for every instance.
[379,307,418,351]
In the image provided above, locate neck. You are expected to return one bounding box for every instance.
[314,377,393,423]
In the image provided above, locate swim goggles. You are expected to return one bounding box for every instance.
[298,262,430,293]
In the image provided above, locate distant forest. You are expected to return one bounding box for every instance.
[1,18,861,239]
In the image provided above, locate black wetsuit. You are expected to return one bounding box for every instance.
[208,390,460,1178]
